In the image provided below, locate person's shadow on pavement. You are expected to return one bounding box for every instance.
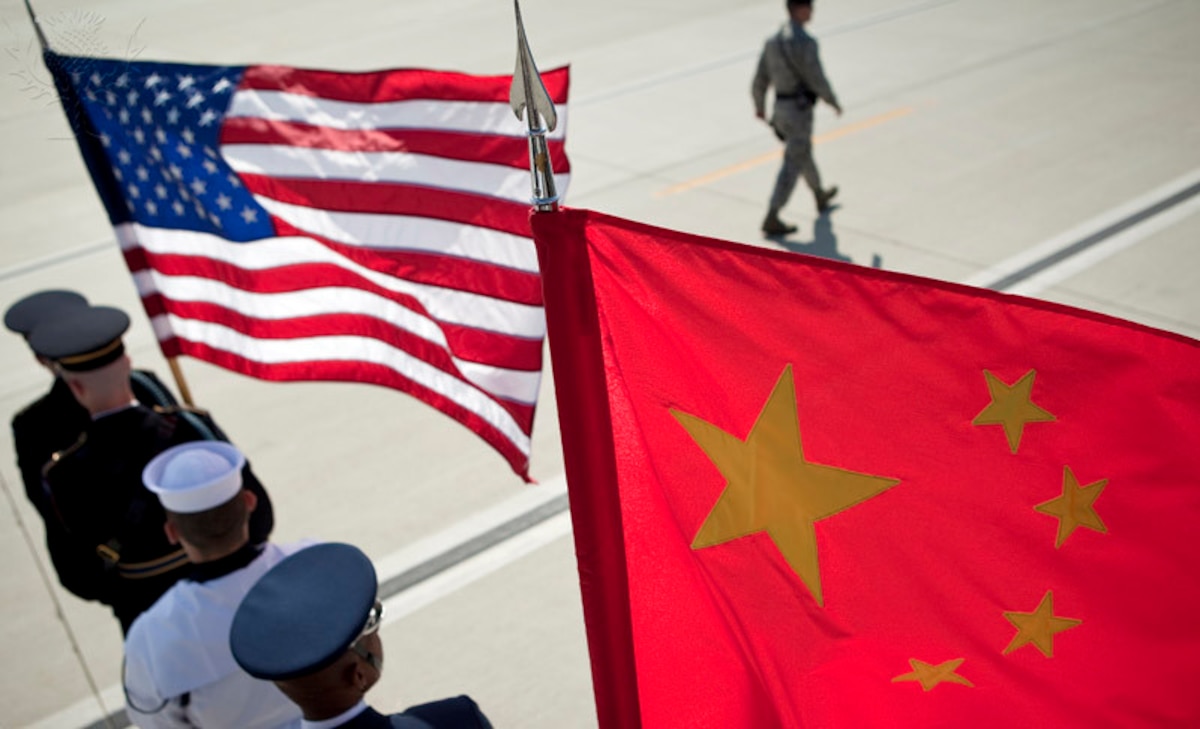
[767,208,852,264]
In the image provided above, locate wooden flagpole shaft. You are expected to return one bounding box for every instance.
[167,357,195,406]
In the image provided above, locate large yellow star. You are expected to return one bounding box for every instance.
[1003,590,1081,658]
[892,658,974,691]
[1034,466,1109,548]
[972,370,1056,453]
[672,365,900,607]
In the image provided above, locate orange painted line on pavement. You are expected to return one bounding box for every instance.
[655,106,915,197]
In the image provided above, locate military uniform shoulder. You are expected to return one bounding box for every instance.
[11,397,44,427]
[131,368,168,385]
[152,404,227,443]
[401,696,491,729]
[130,369,179,409]
[125,577,190,644]
[13,379,81,424]
[50,405,176,468]
[152,404,212,418]
[389,714,434,729]
[43,404,159,472]
[40,431,88,479]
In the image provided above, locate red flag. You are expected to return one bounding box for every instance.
[46,52,571,479]
[532,208,1200,728]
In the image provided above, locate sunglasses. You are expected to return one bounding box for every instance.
[350,599,384,671]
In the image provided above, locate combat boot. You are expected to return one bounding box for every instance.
[816,186,839,213]
[761,212,798,236]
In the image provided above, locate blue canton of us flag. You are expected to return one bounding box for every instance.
[47,52,272,241]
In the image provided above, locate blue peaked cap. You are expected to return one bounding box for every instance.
[230,543,377,681]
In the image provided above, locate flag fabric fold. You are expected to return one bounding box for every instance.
[532,207,1200,728]
[45,51,570,479]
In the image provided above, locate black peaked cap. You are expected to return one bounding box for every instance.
[27,305,130,371]
[4,290,89,336]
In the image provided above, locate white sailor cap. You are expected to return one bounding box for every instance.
[143,441,246,513]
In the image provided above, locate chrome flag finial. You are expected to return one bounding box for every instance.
[510,0,559,211]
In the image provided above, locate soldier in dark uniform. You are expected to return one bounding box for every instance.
[29,304,274,635]
[6,290,181,522]
[231,543,493,729]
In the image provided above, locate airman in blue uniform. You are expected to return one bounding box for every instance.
[231,543,493,729]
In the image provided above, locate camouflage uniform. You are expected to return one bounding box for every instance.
[752,18,840,225]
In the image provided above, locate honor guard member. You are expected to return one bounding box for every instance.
[753,0,843,235]
[5,290,179,521]
[124,441,305,729]
[230,543,494,729]
[32,304,275,634]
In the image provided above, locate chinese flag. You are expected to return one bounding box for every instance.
[532,208,1200,729]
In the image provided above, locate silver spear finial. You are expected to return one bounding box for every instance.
[510,0,559,212]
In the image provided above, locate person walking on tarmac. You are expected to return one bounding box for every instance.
[753,0,843,236]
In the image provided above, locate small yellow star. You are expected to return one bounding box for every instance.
[1034,467,1109,548]
[892,658,974,691]
[1003,591,1081,658]
[972,370,1056,453]
[673,365,899,607]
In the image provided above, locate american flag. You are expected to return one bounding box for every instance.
[44,51,570,479]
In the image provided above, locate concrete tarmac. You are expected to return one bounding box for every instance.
[0,0,1196,726]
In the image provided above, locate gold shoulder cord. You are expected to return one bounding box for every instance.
[152,404,213,418]
[41,431,88,481]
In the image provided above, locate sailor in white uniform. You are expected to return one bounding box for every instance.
[123,441,309,728]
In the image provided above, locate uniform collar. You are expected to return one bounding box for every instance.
[189,542,264,583]
[91,400,139,421]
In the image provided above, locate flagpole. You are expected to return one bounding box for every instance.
[511,5,646,726]
[23,0,50,52]
[167,357,196,406]
[510,0,559,212]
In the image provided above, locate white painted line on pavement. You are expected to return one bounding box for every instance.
[382,510,573,624]
[1000,194,1200,297]
[0,238,114,283]
[373,474,566,586]
[963,168,1200,293]
[27,684,125,729]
